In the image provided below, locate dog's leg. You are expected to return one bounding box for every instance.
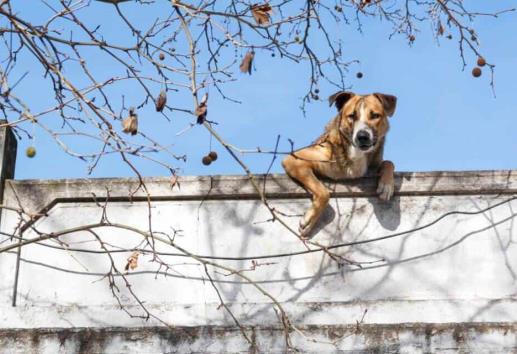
[282,148,331,237]
[377,160,395,201]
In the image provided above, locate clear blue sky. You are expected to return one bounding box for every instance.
[8,1,517,180]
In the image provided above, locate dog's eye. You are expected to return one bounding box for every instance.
[371,113,381,119]
[346,113,355,121]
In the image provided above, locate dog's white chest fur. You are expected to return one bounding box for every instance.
[344,145,368,178]
[325,145,369,180]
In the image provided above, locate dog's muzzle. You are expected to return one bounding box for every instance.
[354,129,375,151]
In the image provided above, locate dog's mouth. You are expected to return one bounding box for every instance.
[357,142,373,151]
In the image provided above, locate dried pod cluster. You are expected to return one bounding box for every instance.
[202,151,218,166]
[472,57,486,78]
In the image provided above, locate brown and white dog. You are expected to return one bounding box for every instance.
[282,91,397,237]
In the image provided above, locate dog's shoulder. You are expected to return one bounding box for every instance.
[314,115,341,146]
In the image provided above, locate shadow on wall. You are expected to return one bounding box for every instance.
[308,177,403,238]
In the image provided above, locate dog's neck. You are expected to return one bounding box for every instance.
[347,144,368,160]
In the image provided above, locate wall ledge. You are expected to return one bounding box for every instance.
[4,170,516,214]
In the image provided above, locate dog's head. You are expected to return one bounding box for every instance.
[329,91,397,152]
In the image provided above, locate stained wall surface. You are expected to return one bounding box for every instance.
[0,171,516,353]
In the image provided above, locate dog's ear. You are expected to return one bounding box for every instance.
[328,91,355,112]
[373,93,397,117]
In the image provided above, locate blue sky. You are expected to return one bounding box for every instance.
[7,1,517,180]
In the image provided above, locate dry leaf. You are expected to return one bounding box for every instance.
[96,0,132,3]
[122,108,138,135]
[170,174,179,189]
[195,104,207,124]
[240,51,255,75]
[360,0,371,8]
[155,90,167,112]
[251,3,272,26]
[125,251,140,271]
[438,23,444,36]
[195,93,208,124]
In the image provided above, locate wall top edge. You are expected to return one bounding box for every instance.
[2,170,516,214]
[7,169,517,187]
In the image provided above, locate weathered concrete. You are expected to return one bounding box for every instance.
[1,323,517,354]
[1,171,516,352]
[3,170,516,213]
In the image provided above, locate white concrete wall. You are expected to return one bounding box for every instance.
[0,171,516,352]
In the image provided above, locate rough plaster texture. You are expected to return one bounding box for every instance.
[2,323,517,354]
[0,171,516,353]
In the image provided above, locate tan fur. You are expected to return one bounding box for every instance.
[282,91,397,238]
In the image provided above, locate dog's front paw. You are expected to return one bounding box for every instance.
[298,209,316,239]
[377,178,394,201]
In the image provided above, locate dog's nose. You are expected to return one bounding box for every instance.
[355,130,372,146]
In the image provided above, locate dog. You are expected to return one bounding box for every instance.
[282,91,397,238]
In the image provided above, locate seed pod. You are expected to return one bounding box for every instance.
[202,155,212,166]
[159,52,165,61]
[477,57,486,67]
[208,151,218,161]
[472,67,482,78]
[122,108,138,135]
[26,146,36,158]
[155,90,167,112]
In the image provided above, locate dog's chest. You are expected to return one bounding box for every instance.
[326,145,369,180]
